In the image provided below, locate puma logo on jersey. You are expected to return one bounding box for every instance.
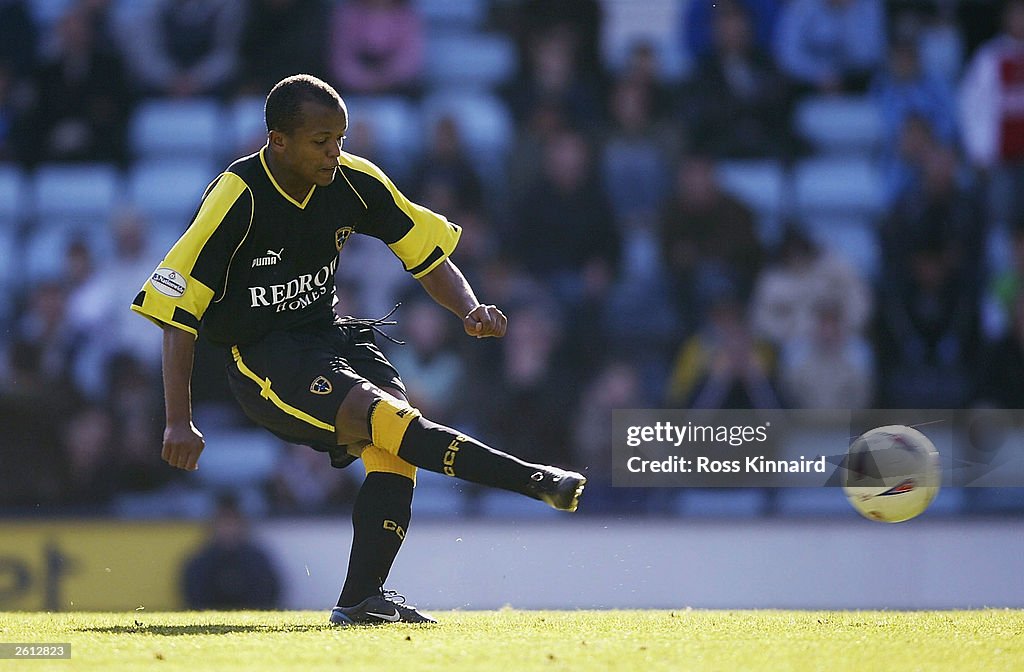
[252,248,284,267]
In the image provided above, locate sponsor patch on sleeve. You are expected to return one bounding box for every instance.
[150,268,187,298]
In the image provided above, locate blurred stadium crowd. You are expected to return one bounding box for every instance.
[1,0,1022,517]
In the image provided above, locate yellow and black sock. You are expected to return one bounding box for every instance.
[337,471,413,607]
[368,398,544,496]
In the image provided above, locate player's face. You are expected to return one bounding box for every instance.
[277,100,348,189]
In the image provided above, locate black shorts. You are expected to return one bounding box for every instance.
[225,323,406,465]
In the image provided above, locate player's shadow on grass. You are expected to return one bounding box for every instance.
[79,624,332,636]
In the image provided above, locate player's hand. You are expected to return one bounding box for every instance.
[464,304,507,338]
[162,421,205,471]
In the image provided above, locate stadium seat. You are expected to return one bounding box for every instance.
[112,487,217,519]
[148,218,188,257]
[793,157,885,218]
[601,141,670,219]
[27,0,75,28]
[802,215,881,279]
[227,95,268,157]
[0,228,16,317]
[127,160,216,221]
[425,33,517,89]
[421,90,513,183]
[601,0,689,79]
[109,0,163,42]
[344,96,423,172]
[31,163,122,221]
[794,95,884,155]
[193,429,283,489]
[414,0,486,30]
[129,98,224,160]
[22,223,114,283]
[0,164,26,230]
[716,160,789,245]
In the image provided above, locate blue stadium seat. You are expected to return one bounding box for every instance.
[414,0,485,30]
[716,160,789,246]
[27,0,75,27]
[148,218,188,257]
[127,160,216,221]
[0,164,26,230]
[227,95,268,157]
[793,157,885,218]
[32,163,122,221]
[425,33,516,89]
[112,487,217,519]
[22,223,114,283]
[21,226,65,283]
[601,0,689,79]
[344,96,423,173]
[0,228,16,318]
[601,141,669,219]
[794,95,884,155]
[421,90,513,183]
[802,215,881,279]
[109,0,163,39]
[193,429,283,489]
[129,98,223,160]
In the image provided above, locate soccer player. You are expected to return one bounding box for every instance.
[130,74,586,625]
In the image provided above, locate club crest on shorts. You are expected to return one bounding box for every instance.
[310,376,333,395]
[335,226,353,251]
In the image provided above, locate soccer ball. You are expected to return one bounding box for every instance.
[842,425,941,523]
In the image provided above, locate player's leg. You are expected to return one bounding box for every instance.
[334,384,586,511]
[331,387,434,624]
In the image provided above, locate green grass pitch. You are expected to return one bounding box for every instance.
[1,609,1022,671]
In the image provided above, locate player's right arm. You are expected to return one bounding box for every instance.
[130,171,254,469]
[162,325,204,470]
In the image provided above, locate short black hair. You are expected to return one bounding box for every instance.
[264,74,346,134]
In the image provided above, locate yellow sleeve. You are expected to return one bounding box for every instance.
[338,152,462,278]
[131,172,252,336]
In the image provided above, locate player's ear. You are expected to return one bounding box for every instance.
[268,129,287,151]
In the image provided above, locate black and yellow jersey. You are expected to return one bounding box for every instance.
[131,147,461,345]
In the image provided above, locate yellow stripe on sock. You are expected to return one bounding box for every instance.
[231,345,335,433]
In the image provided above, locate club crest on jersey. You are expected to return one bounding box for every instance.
[335,226,353,251]
[252,248,284,268]
[310,376,333,395]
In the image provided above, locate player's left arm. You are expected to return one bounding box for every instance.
[417,259,507,338]
[337,154,504,337]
